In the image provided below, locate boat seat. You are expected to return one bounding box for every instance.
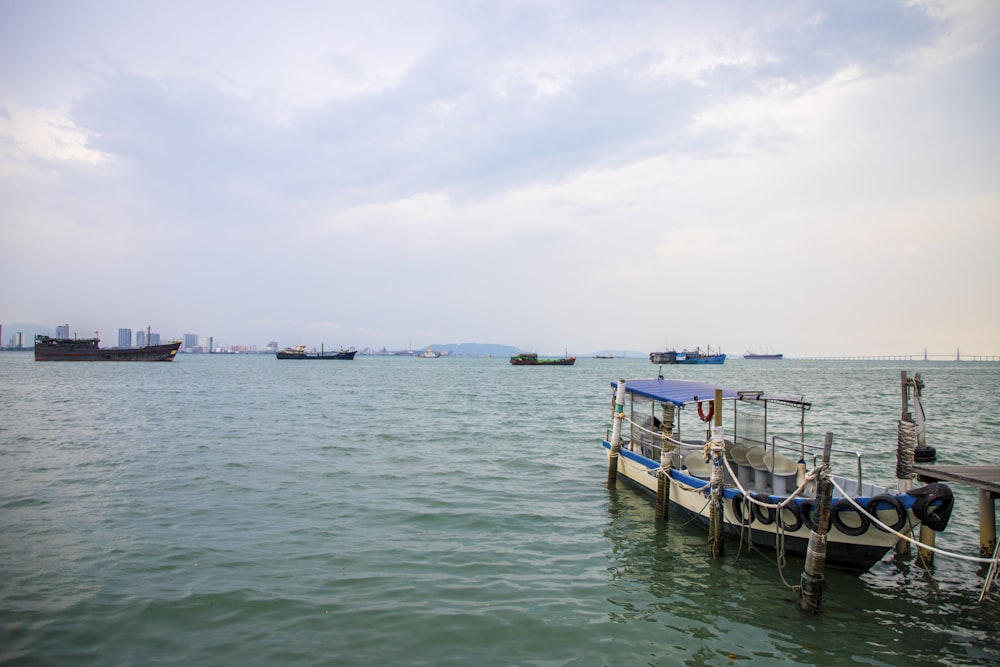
[765,452,799,496]
[683,451,713,479]
[729,443,754,488]
[746,447,771,492]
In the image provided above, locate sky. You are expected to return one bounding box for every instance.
[1,1,998,356]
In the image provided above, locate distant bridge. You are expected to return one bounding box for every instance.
[792,351,1000,362]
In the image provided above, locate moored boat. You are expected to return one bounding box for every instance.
[601,373,953,574]
[276,344,357,360]
[509,353,576,366]
[649,350,677,364]
[34,335,181,362]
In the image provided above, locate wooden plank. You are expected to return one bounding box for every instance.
[914,464,1000,498]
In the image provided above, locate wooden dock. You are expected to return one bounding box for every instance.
[915,464,999,557]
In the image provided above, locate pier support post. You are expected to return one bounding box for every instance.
[607,380,627,486]
[918,524,936,564]
[708,389,725,558]
[656,452,671,521]
[656,405,673,521]
[980,489,997,559]
[798,432,834,615]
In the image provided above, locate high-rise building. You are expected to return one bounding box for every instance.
[118,328,132,348]
[56,324,69,338]
[135,329,147,347]
[149,332,161,346]
[183,333,198,350]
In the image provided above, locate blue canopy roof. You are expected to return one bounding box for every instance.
[612,378,809,409]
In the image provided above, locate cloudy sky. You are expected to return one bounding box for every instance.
[1,1,997,356]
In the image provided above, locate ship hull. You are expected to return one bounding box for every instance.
[34,338,181,362]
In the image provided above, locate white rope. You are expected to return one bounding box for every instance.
[829,478,999,566]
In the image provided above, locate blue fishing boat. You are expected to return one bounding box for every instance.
[601,374,953,574]
[676,347,726,364]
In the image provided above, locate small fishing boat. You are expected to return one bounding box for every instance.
[602,373,953,574]
[509,353,576,366]
[276,344,357,360]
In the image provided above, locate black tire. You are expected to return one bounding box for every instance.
[800,498,819,531]
[779,500,803,532]
[751,493,776,525]
[731,492,753,527]
[909,482,955,532]
[830,498,870,537]
[865,493,907,532]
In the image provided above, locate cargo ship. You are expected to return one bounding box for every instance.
[34,335,182,362]
[744,351,783,360]
[276,344,357,360]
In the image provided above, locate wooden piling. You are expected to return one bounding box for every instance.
[656,404,672,521]
[656,457,671,521]
[798,432,834,615]
[708,389,725,558]
[607,380,627,486]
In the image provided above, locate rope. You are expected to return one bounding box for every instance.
[897,419,916,480]
[829,478,1000,566]
[980,538,1000,603]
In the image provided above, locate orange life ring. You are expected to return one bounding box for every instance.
[697,400,714,422]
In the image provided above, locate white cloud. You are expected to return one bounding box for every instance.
[0,0,997,354]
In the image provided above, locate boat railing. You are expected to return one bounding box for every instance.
[770,435,864,488]
[611,417,707,465]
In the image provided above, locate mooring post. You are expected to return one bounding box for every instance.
[895,372,916,556]
[656,403,673,521]
[707,389,725,558]
[911,372,935,463]
[798,431,834,615]
[607,380,627,485]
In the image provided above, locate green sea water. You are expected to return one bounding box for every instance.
[1,353,998,666]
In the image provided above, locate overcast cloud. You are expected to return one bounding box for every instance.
[1,0,998,356]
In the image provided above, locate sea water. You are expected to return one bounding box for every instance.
[1,353,998,666]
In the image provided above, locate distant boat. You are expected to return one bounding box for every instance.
[676,347,726,365]
[509,353,576,366]
[276,344,357,360]
[34,334,181,362]
[420,346,441,358]
[745,351,783,360]
[593,354,614,359]
[649,350,677,364]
